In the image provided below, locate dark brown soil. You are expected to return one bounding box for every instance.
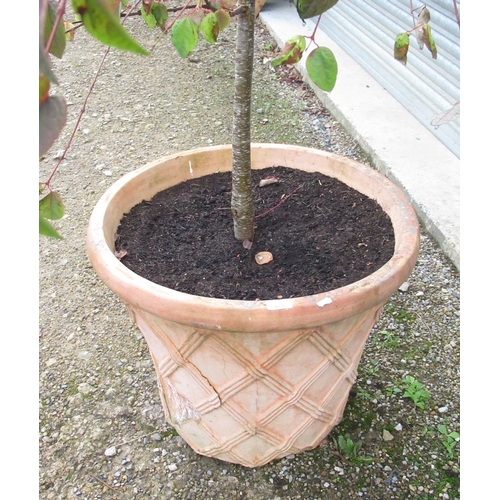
[115,166,395,300]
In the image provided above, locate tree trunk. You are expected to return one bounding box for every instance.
[231,0,255,242]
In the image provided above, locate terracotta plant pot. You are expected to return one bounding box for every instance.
[87,144,419,467]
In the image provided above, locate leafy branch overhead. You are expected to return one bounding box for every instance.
[40,0,151,238]
[40,0,458,240]
[39,0,343,239]
[165,0,340,92]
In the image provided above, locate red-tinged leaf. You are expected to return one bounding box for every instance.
[394,32,409,65]
[271,35,306,67]
[44,0,66,58]
[215,9,230,31]
[39,192,65,220]
[39,2,58,84]
[39,94,67,157]
[40,0,48,27]
[142,0,153,15]
[306,47,338,92]
[190,8,204,26]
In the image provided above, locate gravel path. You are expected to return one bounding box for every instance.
[39,14,460,500]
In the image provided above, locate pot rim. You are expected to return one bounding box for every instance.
[86,143,420,332]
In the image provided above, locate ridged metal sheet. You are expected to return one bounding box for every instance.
[320,0,460,157]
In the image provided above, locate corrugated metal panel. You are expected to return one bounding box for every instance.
[320,0,460,157]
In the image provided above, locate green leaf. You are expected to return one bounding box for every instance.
[200,13,219,43]
[423,24,438,59]
[71,0,149,55]
[152,2,168,31]
[40,192,65,220]
[394,33,410,49]
[271,35,306,67]
[44,0,66,58]
[171,17,199,58]
[394,32,409,65]
[294,0,339,20]
[40,36,58,83]
[141,6,157,28]
[306,47,338,92]
[39,94,67,157]
[39,214,63,239]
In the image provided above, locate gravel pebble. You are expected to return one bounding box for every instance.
[104,446,117,457]
[39,15,460,500]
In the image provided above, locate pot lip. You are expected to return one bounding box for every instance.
[87,143,420,331]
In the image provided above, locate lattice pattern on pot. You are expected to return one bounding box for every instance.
[133,305,382,466]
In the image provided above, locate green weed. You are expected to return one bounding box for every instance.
[376,330,400,351]
[161,428,179,438]
[356,388,372,401]
[332,434,361,459]
[402,375,430,409]
[384,384,402,397]
[386,306,415,322]
[332,434,372,463]
[437,425,460,458]
[363,360,380,378]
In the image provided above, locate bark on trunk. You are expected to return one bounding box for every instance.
[231,0,255,242]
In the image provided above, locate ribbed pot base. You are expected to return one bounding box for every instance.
[129,303,382,467]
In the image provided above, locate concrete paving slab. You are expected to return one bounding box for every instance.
[259,1,460,270]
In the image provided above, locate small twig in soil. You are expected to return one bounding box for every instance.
[90,474,119,491]
[255,185,303,219]
[416,312,433,337]
[333,449,347,461]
